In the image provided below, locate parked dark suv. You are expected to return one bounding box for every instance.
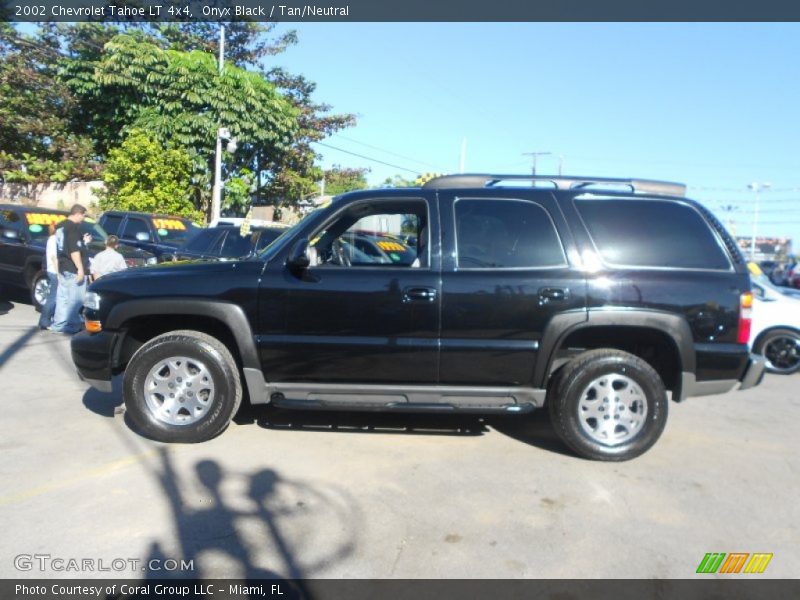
[0,205,156,310]
[71,175,766,460]
[98,211,200,262]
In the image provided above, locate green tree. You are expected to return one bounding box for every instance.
[323,166,370,196]
[94,129,202,222]
[382,175,416,188]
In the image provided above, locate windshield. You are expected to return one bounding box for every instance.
[256,208,329,261]
[150,217,198,243]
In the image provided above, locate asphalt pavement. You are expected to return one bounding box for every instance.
[0,297,797,579]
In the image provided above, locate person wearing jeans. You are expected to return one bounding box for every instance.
[37,223,60,330]
[51,204,88,335]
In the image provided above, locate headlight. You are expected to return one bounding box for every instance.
[84,291,101,311]
[146,257,158,265]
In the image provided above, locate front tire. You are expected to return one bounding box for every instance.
[30,270,49,312]
[548,349,668,461]
[755,328,800,375]
[123,330,242,443]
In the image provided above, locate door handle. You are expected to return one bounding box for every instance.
[403,287,437,302]
[538,287,569,303]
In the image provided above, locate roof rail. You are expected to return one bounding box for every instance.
[422,174,686,197]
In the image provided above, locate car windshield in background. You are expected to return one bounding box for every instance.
[24,213,66,241]
[81,220,108,241]
[150,217,197,242]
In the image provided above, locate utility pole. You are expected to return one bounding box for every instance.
[522,151,551,183]
[748,182,771,260]
[211,25,226,224]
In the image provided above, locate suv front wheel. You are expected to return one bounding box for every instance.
[548,349,668,461]
[123,330,242,443]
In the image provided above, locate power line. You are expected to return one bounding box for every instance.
[332,134,446,171]
[315,142,419,175]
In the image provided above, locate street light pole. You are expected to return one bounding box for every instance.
[748,182,770,260]
[522,151,551,185]
[210,25,226,224]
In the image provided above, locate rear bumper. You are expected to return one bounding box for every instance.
[71,330,119,392]
[738,354,767,391]
[678,353,766,401]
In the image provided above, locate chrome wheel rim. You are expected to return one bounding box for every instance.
[763,335,800,373]
[578,373,648,446]
[33,277,50,306]
[144,356,215,426]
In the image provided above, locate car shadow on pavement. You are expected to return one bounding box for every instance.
[0,299,13,315]
[81,375,124,417]
[486,411,575,457]
[240,404,489,437]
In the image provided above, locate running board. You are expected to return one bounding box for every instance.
[265,382,546,413]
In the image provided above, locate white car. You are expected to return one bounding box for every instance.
[750,272,800,374]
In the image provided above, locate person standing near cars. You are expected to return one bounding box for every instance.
[37,222,60,330]
[51,204,88,334]
[90,235,127,280]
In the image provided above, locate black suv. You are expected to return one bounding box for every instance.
[0,205,156,310]
[98,211,200,262]
[71,175,766,461]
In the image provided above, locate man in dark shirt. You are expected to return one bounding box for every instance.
[51,204,88,334]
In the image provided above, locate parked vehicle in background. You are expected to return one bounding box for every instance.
[72,174,766,461]
[748,264,800,374]
[0,205,156,310]
[98,211,200,262]
[171,225,288,261]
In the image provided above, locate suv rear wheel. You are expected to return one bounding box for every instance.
[123,330,242,443]
[548,349,668,461]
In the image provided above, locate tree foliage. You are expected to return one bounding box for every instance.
[324,166,370,196]
[94,129,202,222]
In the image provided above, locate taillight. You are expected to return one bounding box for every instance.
[737,291,753,345]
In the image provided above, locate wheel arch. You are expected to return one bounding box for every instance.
[753,325,800,351]
[106,298,265,403]
[536,309,694,398]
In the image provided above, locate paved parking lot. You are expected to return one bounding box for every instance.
[0,296,797,579]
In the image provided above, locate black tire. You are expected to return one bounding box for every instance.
[124,330,242,443]
[30,270,49,313]
[548,349,668,461]
[754,328,800,375]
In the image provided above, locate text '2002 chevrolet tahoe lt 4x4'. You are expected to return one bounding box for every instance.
[71,174,766,461]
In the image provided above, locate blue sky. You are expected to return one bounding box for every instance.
[271,23,800,247]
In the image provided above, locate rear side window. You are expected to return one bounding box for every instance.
[455,199,566,268]
[122,218,151,241]
[575,199,731,270]
[102,215,123,235]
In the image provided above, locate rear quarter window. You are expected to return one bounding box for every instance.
[575,198,731,270]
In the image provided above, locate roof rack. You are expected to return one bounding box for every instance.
[422,174,686,197]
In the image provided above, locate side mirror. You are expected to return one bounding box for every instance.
[1,229,19,240]
[135,232,151,242]
[287,237,310,272]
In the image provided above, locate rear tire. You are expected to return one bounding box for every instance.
[548,349,668,461]
[755,328,800,375]
[123,330,242,443]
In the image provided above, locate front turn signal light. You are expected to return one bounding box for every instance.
[85,319,102,333]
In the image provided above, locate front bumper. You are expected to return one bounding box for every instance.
[739,353,767,391]
[71,330,120,392]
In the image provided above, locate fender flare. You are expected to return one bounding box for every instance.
[106,298,266,401]
[535,308,695,388]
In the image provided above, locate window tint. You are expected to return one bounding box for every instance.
[0,210,23,233]
[122,218,151,241]
[183,229,224,254]
[218,230,255,258]
[102,215,123,235]
[455,199,565,268]
[575,199,731,270]
[255,228,284,251]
